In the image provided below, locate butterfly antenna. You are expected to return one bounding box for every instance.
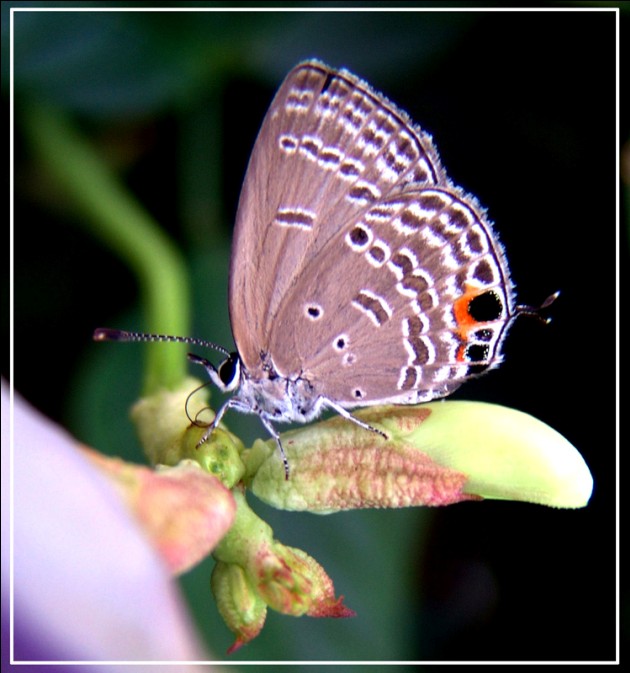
[514,290,560,325]
[93,328,230,356]
[184,380,214,426]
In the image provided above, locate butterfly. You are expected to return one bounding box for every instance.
[95,60,555,478]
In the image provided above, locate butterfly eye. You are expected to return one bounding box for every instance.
[218,353,241,390]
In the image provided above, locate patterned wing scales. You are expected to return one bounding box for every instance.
[269,185,515,407]
[229,60,446,373]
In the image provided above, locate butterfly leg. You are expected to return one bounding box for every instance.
[257,414,291,480]
[192,384,291,480]
[324,399,389,441]
[195,396,239,446]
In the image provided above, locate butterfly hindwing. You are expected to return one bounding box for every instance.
[269,184,515,406]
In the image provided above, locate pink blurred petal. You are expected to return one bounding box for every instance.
[3,381,209,664]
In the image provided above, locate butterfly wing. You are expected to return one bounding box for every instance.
[229,60,446,375]
[269,184,515,407]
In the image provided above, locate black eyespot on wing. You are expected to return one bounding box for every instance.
[468,290,503,322]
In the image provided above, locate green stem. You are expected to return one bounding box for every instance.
[21,103,190,394]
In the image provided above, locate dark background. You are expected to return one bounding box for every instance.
[6,4,621,663]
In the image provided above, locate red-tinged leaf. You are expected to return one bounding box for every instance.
[82,448,236,574]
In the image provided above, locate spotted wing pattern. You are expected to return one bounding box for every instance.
[229,60,515,407]
[229,61,447,373]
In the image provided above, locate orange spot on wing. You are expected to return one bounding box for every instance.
[453,287,486,362]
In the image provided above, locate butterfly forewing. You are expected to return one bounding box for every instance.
[229,60,447,375]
